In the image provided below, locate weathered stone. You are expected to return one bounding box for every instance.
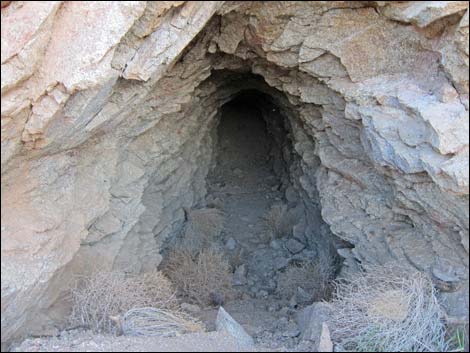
[274,257,289,271]
[233,264,247,286]
[318,323,333,352]
[292,221,307,244]
[285,238,306,254]
[180,303,201,313]
[295,286,313,306]
[1,1,61,92]
[281,322,301,338]
[123,1,221,82]
[377,1,469,27]
[295,302,333,342]
[300,53,349,78]
[216,306,254,348]
[270,239,281,250]
[225,237,237,251]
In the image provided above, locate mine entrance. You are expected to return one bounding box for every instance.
[206,89,338,298]
[159,87,340,340]
[205,90,298,297]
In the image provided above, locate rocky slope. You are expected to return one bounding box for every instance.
[1,1,469,346]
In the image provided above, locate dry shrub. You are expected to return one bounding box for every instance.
[329,264,448,352]
[181,208,224,251]
[70,270,178,333]
[229,247,245,270]
[263,204,295,240]
[163,247,233,306]
[133,270,180,310]
[277,253,336,303]
[122,307,204,337]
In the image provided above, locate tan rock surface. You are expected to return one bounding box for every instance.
[1,1,468,346]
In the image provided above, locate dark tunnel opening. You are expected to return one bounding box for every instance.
[160,86,343,315]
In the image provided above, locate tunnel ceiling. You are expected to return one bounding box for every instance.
[1,1,469,344]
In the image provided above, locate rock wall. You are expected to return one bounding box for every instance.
[1,0,469,345]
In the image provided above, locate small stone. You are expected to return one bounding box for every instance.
[216,307,254,348]
[233,264,248,286]
[285,238,306,254]
[225,237,237,250]
[282,322,301,338]
[318,323,333,352]
[289,294,297,308]
[277,317,289,328]
[336,248,353,258]
[208,41,217,53]
[432,264,460,282]
[275,257,289,270]
[296,286,313,306]
[270,240,281,250]
[437,83,459,103]
[257,290,268,298]
[267,306,275,313]
[292,222,307,244]
[285,186,298,203]
[181,302,201,313]
[267,279,277,293]
[207,197,223,209]
[291,253,309,262]
[267,303,279,312]
[278,306,289,317]
[233,168,243,176]
[295,302,333,342]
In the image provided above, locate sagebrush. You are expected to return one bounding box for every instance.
[181,208,224,251]
[277,253,336,303]
[121,307,204,337]
[329,264,448,352]
[70,270,178,333]
[163,247,233,306]
[263,204,295,240]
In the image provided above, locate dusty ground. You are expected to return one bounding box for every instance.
[12,298,310,352]
[12,330,259,352]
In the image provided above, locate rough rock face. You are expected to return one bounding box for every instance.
[1,0,469,345]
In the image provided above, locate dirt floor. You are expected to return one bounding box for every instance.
[12,298,310,352]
